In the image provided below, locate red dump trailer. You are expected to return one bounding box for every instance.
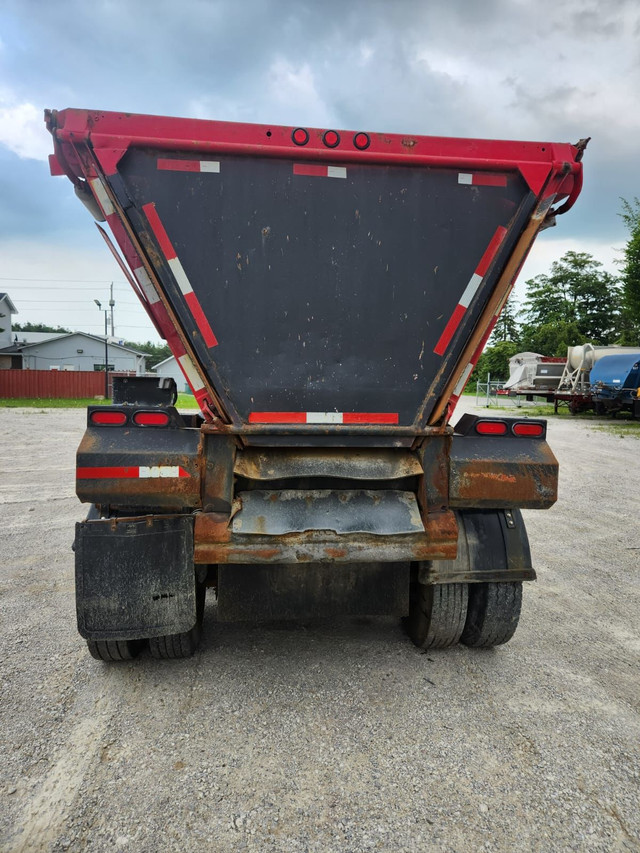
[46,109,585,660]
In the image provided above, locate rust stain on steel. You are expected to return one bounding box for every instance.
[450,459,557,508]
[233,447,423,481]
[193,509,457,564]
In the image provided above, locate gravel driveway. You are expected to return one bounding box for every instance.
[1,404,638,852]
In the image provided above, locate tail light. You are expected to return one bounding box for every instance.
[90,410,127,426]
[133,411,170,427]
[476,421,508,436]
[512,422,545,437]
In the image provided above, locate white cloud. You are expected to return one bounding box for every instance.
[0,97,51,161]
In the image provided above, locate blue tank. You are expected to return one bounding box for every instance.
[590,353,640,402]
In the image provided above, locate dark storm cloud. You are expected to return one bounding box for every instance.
[1,0,639,249]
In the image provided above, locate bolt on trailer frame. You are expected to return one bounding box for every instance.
[45,108,586,659]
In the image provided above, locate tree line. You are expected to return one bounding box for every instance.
[473,198,640,383]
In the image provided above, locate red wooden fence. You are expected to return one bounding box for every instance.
[0,370,135,399]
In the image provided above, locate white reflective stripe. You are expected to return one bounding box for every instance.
[133,266,160,304]
[178,354,205,391]
[90,178,115,216]
[200,161,220,173]
[459,272,483,309]
[453,363,474,396]
[139,466,181,478]
[327,166,347,179]
[306,412,343,424]
[167,257,193,295]
[458,173,473,185]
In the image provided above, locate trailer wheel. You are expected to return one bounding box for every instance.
[461,582,522,648]
[86,639,144,662]
[148,575,206,660]
[405,582,468,649]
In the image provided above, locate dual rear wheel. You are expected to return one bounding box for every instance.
[405,580,522,650]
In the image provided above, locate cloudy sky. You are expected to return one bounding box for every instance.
[1,0,638,343]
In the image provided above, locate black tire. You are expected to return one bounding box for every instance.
[149,576,206,660]
[461,582,522,648]
[86,639,144,662]
[405,582,468,649]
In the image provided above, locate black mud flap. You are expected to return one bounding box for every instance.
[420,508,536,584]
[75,515,195,641]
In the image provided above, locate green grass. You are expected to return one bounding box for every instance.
[0,393,200,410]
[0,397,111,408]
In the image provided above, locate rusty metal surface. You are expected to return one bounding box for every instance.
[76,425,202,510]
[449,436,558,509]
[233,447,423,481]
[230,489,424,536]
[194,509,457,564]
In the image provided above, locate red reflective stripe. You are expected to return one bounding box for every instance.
[142,202,177,260]
[475,226,507,278]
[472,174,508,187]
[249,412,307,423]
[342,412,399,424]
[434,303,466,356]
[77,466,138,479]
[184,291,218,347]
[293,163,328,177]
[157,158,200,172]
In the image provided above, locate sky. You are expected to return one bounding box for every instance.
[0,0,638,344]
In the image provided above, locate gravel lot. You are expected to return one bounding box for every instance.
[1,403,638,852]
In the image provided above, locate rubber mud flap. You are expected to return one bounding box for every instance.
[75,515,195,641]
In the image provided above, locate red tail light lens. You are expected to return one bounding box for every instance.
[512,422,545,437]
[90,411,127,426]
[292,128,309,146]
[475,421,508,436]
[133,411,170,427]
[353,132,370,150]
[322,130,340,148]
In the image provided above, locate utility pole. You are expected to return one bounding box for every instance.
[94,299,109,399]
[109,282,115,337]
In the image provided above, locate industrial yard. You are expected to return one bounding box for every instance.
[1,402,638,853]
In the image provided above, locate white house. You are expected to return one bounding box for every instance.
[153,354,190,392]
[15,332,149,374]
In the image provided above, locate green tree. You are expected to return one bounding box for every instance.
[122,339,172,369]
[618,197,640,345]
[490,299,520,345]
[519,251,621,352]
[13,322,72,333]
[471,340,520,385]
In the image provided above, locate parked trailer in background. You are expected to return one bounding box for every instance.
[591,353,640,416]
[45,108,585,660]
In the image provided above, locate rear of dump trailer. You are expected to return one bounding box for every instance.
[45,109,585,660]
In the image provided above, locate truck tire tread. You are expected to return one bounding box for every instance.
[406,582,468,649]
[461,582,522,648]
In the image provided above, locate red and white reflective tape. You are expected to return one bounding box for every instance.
[178,353,205,392]
[453,363,475,397]
[249,411,398,424]
[133,265,161,305]
[293,164,347,179]
[89,178,115,217]
[458,173,508,187]
[142,202,218,348]
[158,158,221,173]
[77,465,190,480]
[433,225,508,356]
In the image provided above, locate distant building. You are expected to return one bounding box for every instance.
[0,293,149,373]
[153,354,190,392]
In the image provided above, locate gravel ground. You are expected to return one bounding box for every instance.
[0,403,638,852]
